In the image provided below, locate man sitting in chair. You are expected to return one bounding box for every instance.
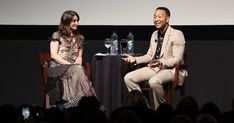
[122,7,187,110]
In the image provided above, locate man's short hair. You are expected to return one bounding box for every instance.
[156,7,171,17]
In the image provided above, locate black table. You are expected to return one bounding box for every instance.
[92,55,132,117]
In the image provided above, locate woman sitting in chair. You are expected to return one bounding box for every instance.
[47,10,96,109]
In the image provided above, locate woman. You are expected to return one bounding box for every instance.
[47,10,96,108]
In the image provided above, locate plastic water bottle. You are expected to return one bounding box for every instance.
[110,31,118,55]
[127,31,134,54]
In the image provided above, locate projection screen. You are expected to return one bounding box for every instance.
[0,0,234,25]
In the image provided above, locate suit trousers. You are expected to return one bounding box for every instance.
[124,66,173,110]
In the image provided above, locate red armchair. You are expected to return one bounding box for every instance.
[39,52,90,108]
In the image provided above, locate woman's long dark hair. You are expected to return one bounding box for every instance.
[58,10,83,48]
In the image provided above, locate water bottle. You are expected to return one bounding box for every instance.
[110,31,118,55]
[127,31,134,54]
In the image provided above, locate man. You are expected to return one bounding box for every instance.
[122,7,187,109]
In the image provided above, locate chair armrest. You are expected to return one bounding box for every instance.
[172,65,179,90]
[172,52,189,90]
[85,62,91,78]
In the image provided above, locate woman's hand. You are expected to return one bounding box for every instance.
[50,41,71,64]
[74,57,82,65]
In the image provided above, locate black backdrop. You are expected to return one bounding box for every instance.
[0,25,234,113]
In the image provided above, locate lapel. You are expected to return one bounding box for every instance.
[152,31,158,58]
[160,26,171,57]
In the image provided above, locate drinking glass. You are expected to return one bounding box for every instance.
[120,39,128,54]
[104,38,112,55]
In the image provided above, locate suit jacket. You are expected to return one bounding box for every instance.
[134,26,188,86]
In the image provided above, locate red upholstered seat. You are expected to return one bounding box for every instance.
[140,52,188,106]
[39,52,90,108]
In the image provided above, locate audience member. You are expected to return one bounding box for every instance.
[1,95,234,123]
[218,110,234,123]
[196,114,217,123]
[64,96,108,123]
[156,103,174,123]
[123,90,150,108]
[0,104,17,123]
[199,102,220,121]
[110,106,156,123]
[170,114,194,123]
[44,107,65,123]
[174,96,199,121]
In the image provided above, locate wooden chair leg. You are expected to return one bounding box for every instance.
[165,90,172,104]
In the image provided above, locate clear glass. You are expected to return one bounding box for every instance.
[120,39,128,54]
[104,38,112,55]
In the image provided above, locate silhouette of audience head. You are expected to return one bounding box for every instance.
[1,95,234,123]
[65,96,108,123]
[170,114,194,123]
[45,107,65,123]
[110,106,156,123]
[0,104,17,123]
[123,90,150,108]
[156,103,174,123]
[78,96,101,112]
[110,107,143,123]
[199,102,220,121]
[174,96,199,121]
[218,110,234,123]
[196,114,217,123]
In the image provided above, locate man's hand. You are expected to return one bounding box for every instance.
[121,54,136,63]
[148,59,161,68]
